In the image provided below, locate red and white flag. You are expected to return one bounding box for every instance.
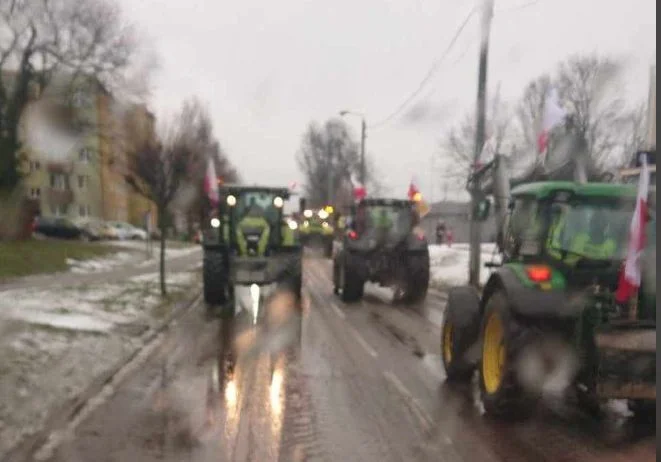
[351,174,367,200]
[615,153,650,303]
[407,178,420,200]
[537,88,566,154]
[204,157,219,207]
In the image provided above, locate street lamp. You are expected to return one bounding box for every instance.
[339,110,367,185]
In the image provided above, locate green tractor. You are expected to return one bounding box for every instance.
[202,185,303,316]
[441,146,656,419]
[298,205,335,258]
[333,197,430,304]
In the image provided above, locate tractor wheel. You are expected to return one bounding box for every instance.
[203,248,228,308]
[340,257,364,302]
[478,291,537,420]
[629,399,655,423]
[441,286,481,381]
[402,251,430,304]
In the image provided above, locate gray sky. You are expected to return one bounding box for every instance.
[119,0,655,202]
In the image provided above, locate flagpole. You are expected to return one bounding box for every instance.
[468,0,494,288]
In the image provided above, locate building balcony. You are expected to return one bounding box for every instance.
[47,161,74,174]
[46,188,74,206]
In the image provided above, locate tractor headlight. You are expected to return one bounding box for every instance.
[210,218,220,228]
[318,210,329,220]
[288,220,298,230]
[226,195,236,206]
[273,196,284,208]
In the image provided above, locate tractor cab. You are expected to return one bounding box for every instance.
[202,185,303,310]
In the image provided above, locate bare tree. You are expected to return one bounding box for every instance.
[515,74,552,154]
[554,53,626,166]
[0,0,146,193]
[167,98,239,236]
[616,102,648,165]
[438,93,516,186]
[124,105,200,296]
[296,118,378,208]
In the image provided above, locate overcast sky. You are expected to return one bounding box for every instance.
[119,0,655,202]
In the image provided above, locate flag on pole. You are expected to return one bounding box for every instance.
[537,88,567,154]
[204,157,219,207]
[351,174,367,201]
[480,135,497,164]
[407,177,430,217]
[615,152,650,304]
[407,180,420,201]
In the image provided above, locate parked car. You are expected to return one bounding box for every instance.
[107,221,148,240]
[71,218,104,241]
[99,222,121,240]
[32,216,94,241]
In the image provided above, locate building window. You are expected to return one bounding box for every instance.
[51,204,68,217]
[79,148,92,163]
[79,204,91,217]
[50,173,67,190]
[77,175,89,189]
[29,188,41,199]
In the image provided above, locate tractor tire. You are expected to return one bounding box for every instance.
[340,256,364,303]
[478,290,538,420]
[441,286,481,381]
[203,248,228,307]
[629,399,655,423]
[402,251,430,304]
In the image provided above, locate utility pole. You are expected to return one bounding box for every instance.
[360,118,367,185]
[468,0,494,287]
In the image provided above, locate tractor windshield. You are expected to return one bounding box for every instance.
[233,191,282,226]
[356,203,413,239]
[546,197,634,264]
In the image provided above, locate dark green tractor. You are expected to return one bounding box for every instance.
[202,185,303,316]
[441,179,656,419]
[332,198,430,304]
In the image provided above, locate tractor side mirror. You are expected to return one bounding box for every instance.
[473,198,491,222]
[299,197,306,214]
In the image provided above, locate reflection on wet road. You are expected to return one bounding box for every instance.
[44,257,655,462]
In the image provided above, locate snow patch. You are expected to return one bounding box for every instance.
[429,243,501,287]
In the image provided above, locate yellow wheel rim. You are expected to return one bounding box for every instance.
[442,322,453,365]
[482,311,506,394]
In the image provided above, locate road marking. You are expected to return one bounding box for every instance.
[350,327,378,358]
[330,302,346,320]
[383,370,433,432]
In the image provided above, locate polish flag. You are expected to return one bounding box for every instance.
[537,88,567,154]
[351,174,367,200]
[204,157,219,207]
[407,179,420,200]
[615,153,650,303]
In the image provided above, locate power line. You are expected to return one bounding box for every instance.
[368,6,478,131]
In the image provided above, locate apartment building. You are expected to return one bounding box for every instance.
[19,74,157,228]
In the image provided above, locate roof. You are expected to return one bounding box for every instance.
[221,184,292,198]
[511,181,637,199]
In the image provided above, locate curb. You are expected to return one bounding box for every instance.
[3,290,203,462]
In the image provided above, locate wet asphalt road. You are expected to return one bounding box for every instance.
[43,256,656,462]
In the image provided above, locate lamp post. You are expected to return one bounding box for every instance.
[339,110,367,185]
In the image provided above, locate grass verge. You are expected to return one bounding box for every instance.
[0,239,116,280]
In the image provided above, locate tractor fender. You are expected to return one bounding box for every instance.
[405,234,429,253]
[481,266,578,320]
